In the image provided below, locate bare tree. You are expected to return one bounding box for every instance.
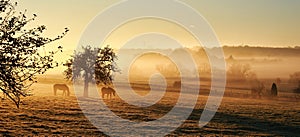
[64,45,119,97]
[0,1,68,108]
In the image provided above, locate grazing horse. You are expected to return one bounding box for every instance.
[101,87,116,99]
[53,84,70,96]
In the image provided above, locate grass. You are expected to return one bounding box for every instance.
[0,81,299,136]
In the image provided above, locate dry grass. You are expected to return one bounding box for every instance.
[0,82,299,136]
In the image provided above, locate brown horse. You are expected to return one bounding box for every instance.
[53,84,70,96]
[101,87,116,99]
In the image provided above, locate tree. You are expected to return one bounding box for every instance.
[227,63,256,82]
[226,63,266,98]
[156,63,179,78]
[289,71,300,84]
[250,80,264,98]
[289,72,300,94]
[64,45,119,97]
[0,1,68,108]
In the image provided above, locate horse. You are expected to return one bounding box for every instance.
[53,84,70,96]
[101,87,116,99]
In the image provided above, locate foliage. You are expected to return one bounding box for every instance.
[289,71,300,84]
[0,0,68,108]
[156,63,179,78]
[227,63,257,82]
[289,72,300,93]
[64,45,119,97]
[226,63,267,98]
[250,80,264,98]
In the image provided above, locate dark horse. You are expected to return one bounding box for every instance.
[101,87,116,99]
[53,84,70,96]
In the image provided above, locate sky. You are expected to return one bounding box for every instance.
[15,0,300,49]
[10,0,300,75]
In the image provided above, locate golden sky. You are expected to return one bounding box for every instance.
[16,0,300,48]
[11,0,300,75]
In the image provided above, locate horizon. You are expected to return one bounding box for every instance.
[1,1,300,136]
[44,45,300,79]
[7,0,299,86]
[14,0,300,50]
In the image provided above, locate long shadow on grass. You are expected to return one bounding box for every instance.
[72,97,299,136]
[172,108,299,136]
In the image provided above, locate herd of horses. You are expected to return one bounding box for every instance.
[53,84,116,99]
[52,82,278,100]
[0,82,293,100]
[0,82,282,100]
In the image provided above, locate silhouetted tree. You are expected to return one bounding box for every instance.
[0,1,68,108]
[64,45,119,97]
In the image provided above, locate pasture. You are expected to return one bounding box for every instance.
[0,79,299,136]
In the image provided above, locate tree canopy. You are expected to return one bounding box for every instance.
[64,45,119,97]
[0,0,68,108]
[227,63,256,82]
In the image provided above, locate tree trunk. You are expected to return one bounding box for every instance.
[83,80,89,97]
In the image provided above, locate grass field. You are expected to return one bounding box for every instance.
[0,81,299,136]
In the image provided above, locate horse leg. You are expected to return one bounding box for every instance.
[2,92,6,100]
[54,89,57,96]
